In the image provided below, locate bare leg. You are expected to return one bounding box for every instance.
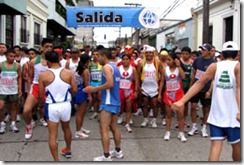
[47,120,59,161]
[208,140,223,161]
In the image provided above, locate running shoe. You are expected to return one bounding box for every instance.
[110,150,124,159]
[134,108,142,116]
[164,131,170,141]
[10,123,19,133]
[117,115,124,124]
[125,124,132,133]
[201,127,208,137]
[178,132,187,142]
[140,118,148,127]
[150,118,157,128]
[0,122,6,134]
[89,112,98,120]
[4,114,11,123]
[162,118,166,126]
[60,148,72,158]
[93,155,112,161]
[39,118,48,127]
[74,131,89,139]
[25,124,33,140]
[188,126,198,136]
[81,127,90,134]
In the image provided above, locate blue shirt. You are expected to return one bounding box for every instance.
[192,56,216,92]
[101,62,121,106]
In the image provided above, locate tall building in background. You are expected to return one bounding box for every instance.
[75,0,94,49]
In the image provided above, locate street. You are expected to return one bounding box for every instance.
[0,109,233,162]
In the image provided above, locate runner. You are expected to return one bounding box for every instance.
[23,38,53,140]
[38,50,77,161]
[172,41,240,161]
[83,48,123,161]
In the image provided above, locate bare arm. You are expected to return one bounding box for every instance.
[17,63,22,97]
[235,62,240,122]
[70,73,78,95]
[171,63,217,111]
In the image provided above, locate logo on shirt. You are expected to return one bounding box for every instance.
[216,71,233,89]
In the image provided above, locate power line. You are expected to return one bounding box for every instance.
[160,0,180,18]
[161,0,187,19]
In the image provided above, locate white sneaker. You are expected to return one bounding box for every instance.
[93,155,112,161]
[81,127,90,134]
[110,150,124,159]
[201,127,208,137]
[140,118,148,127]
[125,124,132,133]
[129,118,133,125]
[0,122,6,134]
[149,109,153,117]
[25,124,33,140]
[134,108,142,116]
[117,115,124,124]
[150,119,157,128]
[16,114,21,122]
[188,127,198,136]
[74,131,89,139]
[178,132,187,142]
[39,118,48,127]
[10,123,19,133]
[164,131,170,141]
[4,114,11,123]
[162,118,166,126]
[89,112,98,120]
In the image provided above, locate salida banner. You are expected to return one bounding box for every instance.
[66,6,159,28]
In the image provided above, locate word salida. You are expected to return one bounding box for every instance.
[76,12,123,23]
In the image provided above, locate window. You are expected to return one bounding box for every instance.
[224,16,233,42]
[34,22,41,45]
[20,16,28,43]
[56,0,66,20]
[6,15,14,47]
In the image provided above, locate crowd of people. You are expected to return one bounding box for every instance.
[0,39,240,161]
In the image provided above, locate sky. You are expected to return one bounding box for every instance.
[92,0,199,47]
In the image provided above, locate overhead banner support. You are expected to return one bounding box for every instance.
[66,6,160,28]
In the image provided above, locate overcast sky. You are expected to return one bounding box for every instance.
[92,0,199,47]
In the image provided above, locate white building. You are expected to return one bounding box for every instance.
[193,0,240,51]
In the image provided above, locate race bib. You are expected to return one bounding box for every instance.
[91,72,102,81]
[166,81,180,91]
[120,79,132,89]
[195,69,205,80]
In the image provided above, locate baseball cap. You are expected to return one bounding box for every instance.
[160,50,168,56]
[199,43,212,51]
[54,48,62,56]
[222,41,239,51]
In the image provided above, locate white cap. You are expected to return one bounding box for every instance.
[145,46,155,52]
[222,41,239,51]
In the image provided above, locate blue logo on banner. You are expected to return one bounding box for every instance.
[66,7,159,28]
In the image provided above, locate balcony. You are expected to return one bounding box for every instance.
[0,0,26,15]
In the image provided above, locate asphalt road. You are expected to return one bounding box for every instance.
[0,108,234,162]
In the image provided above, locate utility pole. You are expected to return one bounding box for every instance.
[124,3,142,48]
[202,0,209,44]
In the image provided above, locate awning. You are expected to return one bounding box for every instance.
[0,0,26,15]
[47,19,75,36]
